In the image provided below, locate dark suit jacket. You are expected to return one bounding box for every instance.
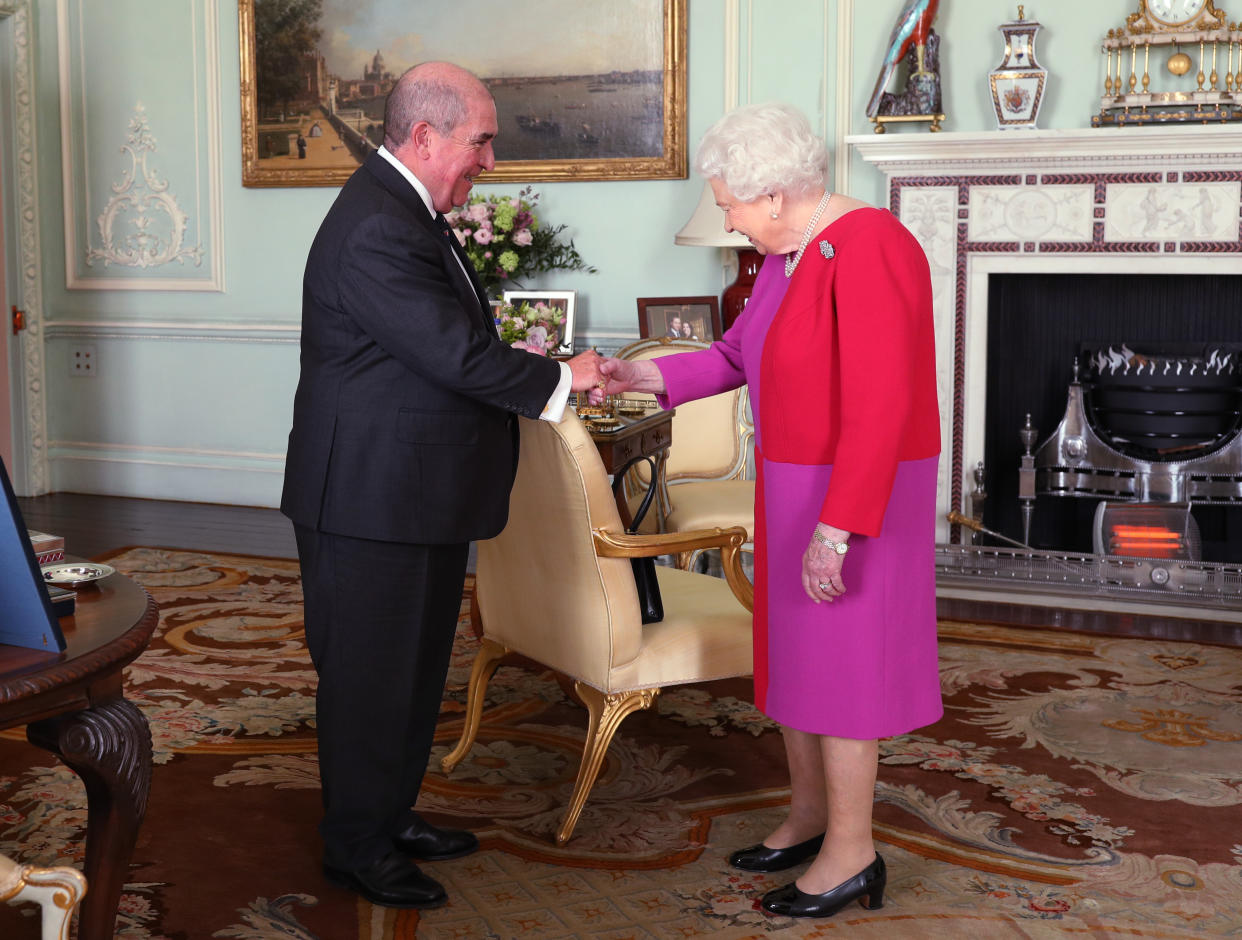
[281,152,562,544]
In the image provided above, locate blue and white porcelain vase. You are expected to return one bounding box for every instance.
[989,6,1048,129]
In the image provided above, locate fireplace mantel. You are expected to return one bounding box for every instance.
[847,125,1242,173]
[846,126,1242,613]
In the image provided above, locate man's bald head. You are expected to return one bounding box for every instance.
[383,62,491,151]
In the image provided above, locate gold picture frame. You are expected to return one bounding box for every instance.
[238,0,687,188]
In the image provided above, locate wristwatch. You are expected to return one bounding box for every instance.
[812,529,849,555]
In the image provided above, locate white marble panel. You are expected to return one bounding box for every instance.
[967,186,1094,242]
[895,185,958,535]
[1105,182,1241,242]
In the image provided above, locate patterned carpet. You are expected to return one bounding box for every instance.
[0,548,1240,938]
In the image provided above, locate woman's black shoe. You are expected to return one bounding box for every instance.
[728,833,825,872]
[761,853,886,918]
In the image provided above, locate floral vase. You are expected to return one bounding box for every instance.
[988,5,1047,129]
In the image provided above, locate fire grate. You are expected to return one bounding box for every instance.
[936,544,1242,609]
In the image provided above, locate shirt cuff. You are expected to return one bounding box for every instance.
[540,362,573,423]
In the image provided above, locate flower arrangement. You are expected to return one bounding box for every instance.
[495,300,566,356]
[445,186,597,295]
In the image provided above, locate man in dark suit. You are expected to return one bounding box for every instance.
[281,61,603,910]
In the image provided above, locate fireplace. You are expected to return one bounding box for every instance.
[850,127,1242,613]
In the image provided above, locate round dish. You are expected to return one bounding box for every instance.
[41,562,116,587]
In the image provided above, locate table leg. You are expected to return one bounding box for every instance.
[27,699,153,940]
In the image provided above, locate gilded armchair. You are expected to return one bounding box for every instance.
[0,853,86,940]
[441,412,753,844]
[614,337,755,570]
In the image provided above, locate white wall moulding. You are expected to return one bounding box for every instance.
[58,0,224,292]
[848,126,1242,545]
[0,1,49,495]
[48,441,285,508]
[42,321,301,345]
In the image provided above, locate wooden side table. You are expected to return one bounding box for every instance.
[0,569,158,940]
[583,408,674,530]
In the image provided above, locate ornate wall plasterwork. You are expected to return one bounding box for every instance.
[850,128,1242,544]
[85,104,204,270]
[59,0,223,292]
[1,1,49,493]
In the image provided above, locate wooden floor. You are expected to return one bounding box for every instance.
[18,492,298,561]
[16,493,1241,646]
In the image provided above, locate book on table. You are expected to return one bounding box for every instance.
[27,529,65,565]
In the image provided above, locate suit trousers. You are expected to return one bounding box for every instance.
[294,523,469,871]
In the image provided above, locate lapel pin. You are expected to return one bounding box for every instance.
[819,241,835,259]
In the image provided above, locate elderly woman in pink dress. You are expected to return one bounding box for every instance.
[595,102,942,919]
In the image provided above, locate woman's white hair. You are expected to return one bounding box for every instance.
[694,102,828,202]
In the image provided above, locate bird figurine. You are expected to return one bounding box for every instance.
[866,0,941,118]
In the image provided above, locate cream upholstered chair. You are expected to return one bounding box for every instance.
[614,337,755,570]
[0,853,86,940]
[441,412,753,844]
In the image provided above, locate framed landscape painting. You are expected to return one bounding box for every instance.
[239,0,687,187]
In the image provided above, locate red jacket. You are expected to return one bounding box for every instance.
[657,207,940,538]
[759,207,940,536]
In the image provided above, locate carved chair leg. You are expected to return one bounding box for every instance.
[556,683,658,845]
[440,637,509,774]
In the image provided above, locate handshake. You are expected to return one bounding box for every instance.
[566,350,663,405]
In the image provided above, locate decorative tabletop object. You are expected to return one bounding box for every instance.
[495,299,567,356]
[989,6,1049,129]
[866,0,945,133]
[445,186,596,297]
[1093,1,1240,126]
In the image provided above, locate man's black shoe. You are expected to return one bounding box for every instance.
[393,816,479,861]
[323,852,447,909]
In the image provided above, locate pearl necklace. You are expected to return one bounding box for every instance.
[784,190,832,278]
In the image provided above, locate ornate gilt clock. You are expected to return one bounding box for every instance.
[1133,0,1219,31]
[1093,0,1239,125]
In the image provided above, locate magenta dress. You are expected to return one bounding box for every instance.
[656,252,942,740]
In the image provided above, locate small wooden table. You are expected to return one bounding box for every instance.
[0,569,158,940]
[581,408,674,529]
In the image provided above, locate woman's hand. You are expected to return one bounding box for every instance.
[585,357,665,404]
[802,523,850,603]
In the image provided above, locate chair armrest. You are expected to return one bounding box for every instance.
[592,526,754,613]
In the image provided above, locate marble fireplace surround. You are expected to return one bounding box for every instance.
[848,126,1242,551]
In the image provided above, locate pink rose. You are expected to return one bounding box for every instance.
[512,229,534,246]
[473,227,493,245]
[467,203,490,223]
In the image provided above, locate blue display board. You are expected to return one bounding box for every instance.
[0,460,66,651]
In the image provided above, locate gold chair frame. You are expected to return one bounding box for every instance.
[0,854,87,940]
[441,415,753,845]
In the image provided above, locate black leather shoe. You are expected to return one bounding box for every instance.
[761,853,886,918]
[728,833,825,872]
[393,817,479,861]
[323,852,448,909]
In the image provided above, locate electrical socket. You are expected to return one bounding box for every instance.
[70,345,97,377]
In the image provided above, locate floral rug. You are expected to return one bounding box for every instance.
[0,548,1240,938]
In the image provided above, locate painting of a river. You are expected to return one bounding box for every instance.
[240,0,686,187]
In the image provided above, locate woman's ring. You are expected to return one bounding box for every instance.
[596,381,606,389]
[818,582,831,591]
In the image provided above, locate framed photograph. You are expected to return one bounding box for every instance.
[502,290,577,356]
[636,296,721,342]
[238,0,687,188]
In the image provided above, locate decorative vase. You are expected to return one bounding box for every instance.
[988,5,1047,129]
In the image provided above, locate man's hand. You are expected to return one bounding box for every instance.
[567,349,604,393]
